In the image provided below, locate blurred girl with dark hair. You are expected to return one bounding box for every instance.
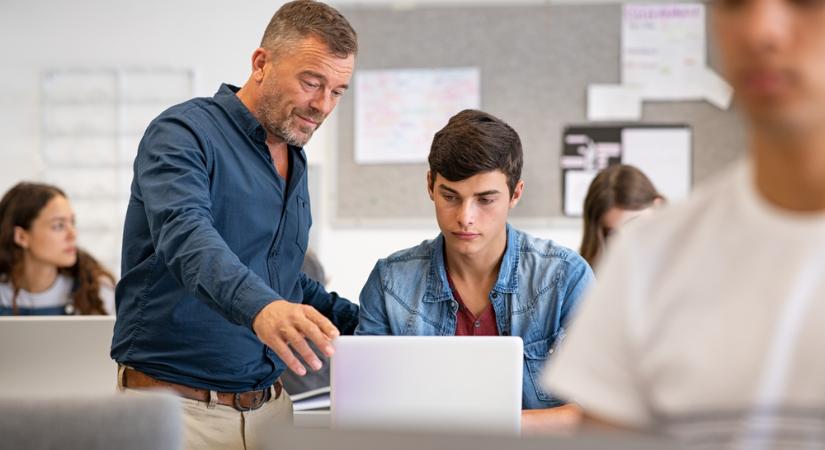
[0,182,115,315]
[580,165,664,270]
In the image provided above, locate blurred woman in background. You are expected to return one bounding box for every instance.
[0,182,115,315]
[580,164,663,270]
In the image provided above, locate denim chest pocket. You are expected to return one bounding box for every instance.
[523,338,562,405]
[401,310,441,335]
[295,195,311,252]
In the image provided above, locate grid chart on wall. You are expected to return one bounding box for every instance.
[40,68,195,275]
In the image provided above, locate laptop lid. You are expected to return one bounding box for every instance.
[0,316,117,396]
[331,336,523,435]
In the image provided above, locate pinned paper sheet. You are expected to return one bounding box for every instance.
[621,127,691,201]
[623,4,706,98]
[692,67,733,110]
[561,125,692,216]
[354,67,480,164]
[587,85,642,121]
[564,170,599,216]
[613,3,732,112]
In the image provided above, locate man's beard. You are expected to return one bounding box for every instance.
[258,93,323,147]
[274,113,317,147]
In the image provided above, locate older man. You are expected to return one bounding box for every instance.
[111,1,358,448]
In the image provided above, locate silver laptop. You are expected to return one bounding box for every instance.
[0,316,117,396]
[331,336,523,435]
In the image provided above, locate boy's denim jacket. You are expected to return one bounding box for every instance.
[356,225,594,409]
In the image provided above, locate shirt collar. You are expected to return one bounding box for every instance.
[213,83,268,143]
[424,224,520,303]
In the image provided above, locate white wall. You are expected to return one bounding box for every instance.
[0,0,584,301]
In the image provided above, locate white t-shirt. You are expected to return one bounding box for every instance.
[0,274,115,315]
[544,160,825,448]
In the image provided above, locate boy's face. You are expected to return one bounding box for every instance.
[713,0,825,132]
[428,170,523,258]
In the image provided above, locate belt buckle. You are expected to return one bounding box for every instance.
[233,392,250,412]
[233,390,267,412]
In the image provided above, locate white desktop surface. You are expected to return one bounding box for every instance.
[266,426,682,450]
[293,410,331,428]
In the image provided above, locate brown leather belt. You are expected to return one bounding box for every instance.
[122,367,282,411]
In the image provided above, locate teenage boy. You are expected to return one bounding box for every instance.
[356,109,594,431]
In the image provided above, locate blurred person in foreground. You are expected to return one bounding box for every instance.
[545,0,825,447]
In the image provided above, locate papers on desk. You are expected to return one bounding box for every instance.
[290,386,331,411]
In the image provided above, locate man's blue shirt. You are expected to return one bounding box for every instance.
[111,84,357,392]
[356,225,594,409]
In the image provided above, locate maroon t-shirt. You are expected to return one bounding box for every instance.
[445,269,499,336]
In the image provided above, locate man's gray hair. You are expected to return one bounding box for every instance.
[261,0,358,59]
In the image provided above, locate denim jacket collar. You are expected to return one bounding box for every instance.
[424,224,521,303]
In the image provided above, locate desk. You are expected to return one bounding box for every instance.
[264,426,681,450]
[293,410,330,428]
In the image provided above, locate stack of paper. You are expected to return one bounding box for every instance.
[290,386,331,411]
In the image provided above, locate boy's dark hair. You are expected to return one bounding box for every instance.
[428,109,523,197]
[261,0,358,59]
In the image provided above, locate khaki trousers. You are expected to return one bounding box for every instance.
[118,367,293,450]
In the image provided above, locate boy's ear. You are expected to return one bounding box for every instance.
[427,171,435,201]
[509,180,525,208]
